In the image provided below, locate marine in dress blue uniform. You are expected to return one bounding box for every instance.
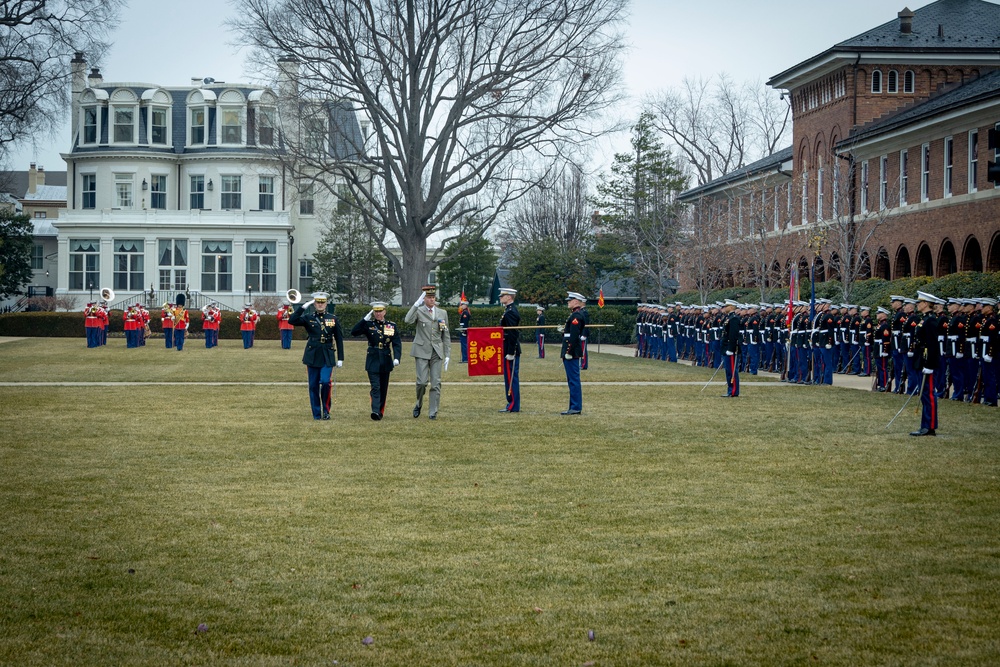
[458,300,471,362]
[351,301,402,420]
[289,292,345,420]
[535,307,546,358]
[910,291,943,436]
[720,300,742,397]
[498,287,521,412]
[561,292,588,414]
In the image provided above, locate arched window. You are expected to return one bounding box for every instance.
[887,70,898,94]
[871,70,883,94]
[109,89,139,145]
[903,70,915,93]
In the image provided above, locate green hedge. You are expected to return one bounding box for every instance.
[672,271,1000,308]
[0,303,640,345]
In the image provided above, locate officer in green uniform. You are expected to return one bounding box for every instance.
[351,301,402,420]
[289,292,345,420]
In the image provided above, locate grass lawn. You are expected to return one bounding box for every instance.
[1,338,998,665]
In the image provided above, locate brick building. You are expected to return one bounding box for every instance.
[679,0,1000,293]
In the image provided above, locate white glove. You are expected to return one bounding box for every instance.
[303,300,315,309]
[443,357,450,371]
[725,351,734,356]
[505,354,515,361]
[564,353,573,360]
[907,351,913,358]
[985,355,994,363]
[956,353,964,359]
[392,359,399,367]
[825,344,832,350]
[364,310,373,321]
[922,367,934,375]
[413,293,426,308]
[336,360,343,368]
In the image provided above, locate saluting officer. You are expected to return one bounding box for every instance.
[498,287,522,412]
[289,292,344,421]
[561,292,588,415]
[352,301,402,420]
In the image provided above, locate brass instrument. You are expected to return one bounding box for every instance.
[286,288,302,304]
[100,287,115,302]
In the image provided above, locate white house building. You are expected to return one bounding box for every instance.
[55,53,361,309]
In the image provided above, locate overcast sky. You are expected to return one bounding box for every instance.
[10,0,937,174]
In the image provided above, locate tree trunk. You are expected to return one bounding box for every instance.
[398,236,429,303]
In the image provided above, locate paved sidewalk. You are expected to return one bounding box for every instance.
[592,344,875,391]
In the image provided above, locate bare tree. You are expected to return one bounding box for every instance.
[499,158,596,258]
[820,153,897,302]
[646,74,791,188]
[0,0,123,165]
[675,200,732,304]
[233,0,627,301]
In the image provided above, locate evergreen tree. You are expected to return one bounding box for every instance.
[0,210,33,300]
[436,236,498,304]
[508,238,591,307]
[312,212,397,304]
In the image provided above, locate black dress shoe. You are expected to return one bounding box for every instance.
[560,410,581,415]
[413,406,421,418]
[371,412,380,421]
[498,408,510,413]
[909,428,936,436]
[429,414,436,420]
[322,412,331,420]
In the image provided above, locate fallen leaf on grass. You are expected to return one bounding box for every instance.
[533,607,543,613]
[362,636,374,646]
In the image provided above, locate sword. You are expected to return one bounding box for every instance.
[886,371,926,430]
[700,362,723,393]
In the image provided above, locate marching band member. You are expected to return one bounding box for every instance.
[171,295,190,351]
[351,301,402,420]
[498,287,521,412]
[84,302,100,348]
[123,305,140,348]
[277,302,295,349]
[289,292,345,420]
[561,291,588,415]
[161,302,174,348]
[138,304,150,346]
[203,303,221,348]
[240,302,259,349]
[97,300,109,346]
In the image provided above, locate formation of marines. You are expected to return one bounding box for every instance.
[633,293,999,414]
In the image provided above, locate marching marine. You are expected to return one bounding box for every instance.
[351,301,402,420]
[289,292,345,420]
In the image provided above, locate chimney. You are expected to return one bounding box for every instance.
[28,163,37,195]
[191,77,203,87]
[88,67,103,87]
[37,166,46,188]
[898,7,914,34]
[71,52,87,146]
[277,56,300,101]
[938,24,945,38]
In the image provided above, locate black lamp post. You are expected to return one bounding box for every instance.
[88,281,94,300]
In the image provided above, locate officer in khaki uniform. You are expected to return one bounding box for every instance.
[404,285,450,420]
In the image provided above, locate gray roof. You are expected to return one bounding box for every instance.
[769,0,1000,87]
[679,147,793,202]
[0,170,68,198]
[845,69,1000,144]
[22,185,67,201]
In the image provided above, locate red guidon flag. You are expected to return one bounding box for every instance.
[598,288,605,308]
[467,327,504,376]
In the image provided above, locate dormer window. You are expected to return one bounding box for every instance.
[220,108,243,144]
[190,107,206,144]
[109,89,139,144]
[83,107,98,144]
[871,70,882,94]
[151,108,169,144]
[258,109,275,146]
[113,106,135,143]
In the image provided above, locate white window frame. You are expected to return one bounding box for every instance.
[81,173,97,209]
[887,70,898,94]
[921,143,930,202]
[220,175,242,210]
[879,155,888,210]
[860,161,869,213]
[149,174,168,210]
[190,174,206,210]
[201,240,233,292]
[968,130,978,194]
[299,259,314,293]
[257,107,275,146]
[114,173,134,208]
[944,135,954,198]
[113,239,145,291]
[801,170,808,225]
[158,238,188,291]
[246,241,277,292]
[299,181,315,215]
[82,106,100,145]
[189,106,207,146]
[149,106,171,145]
[871,70,882,94]
[31,244,44,270]
[899,149,908,206]
[816,162,824,221]
[258,175,275,211]
[903,70,915,94]
[69,239,100,291]
[832,159,840,218]
[219,106,244,146]
[111,104,137,144]
[773,184,780,231]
